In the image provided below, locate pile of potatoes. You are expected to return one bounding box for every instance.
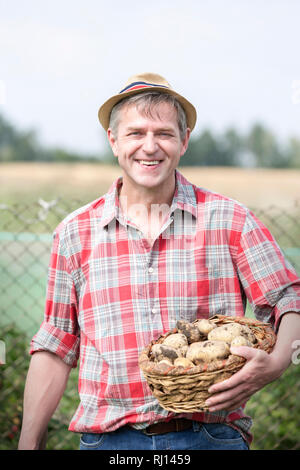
[151,319,257,368]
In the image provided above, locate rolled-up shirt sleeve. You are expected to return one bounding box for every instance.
[236,209,300,331]
[30,226,80,368]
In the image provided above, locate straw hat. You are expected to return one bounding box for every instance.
[98,72,197,131]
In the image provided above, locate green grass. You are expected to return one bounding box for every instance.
[246,363,300,450]
[0,324,80,450]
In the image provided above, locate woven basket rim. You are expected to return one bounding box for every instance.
[139,315,276,377]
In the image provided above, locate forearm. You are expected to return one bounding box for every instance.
[270,312,300,375]
[18,351,72,450]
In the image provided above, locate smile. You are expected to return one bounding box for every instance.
[135,160,162,167]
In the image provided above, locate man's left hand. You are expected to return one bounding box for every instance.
[205,346,283,412]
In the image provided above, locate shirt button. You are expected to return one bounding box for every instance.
[151,308,157,314]
[148,267,154,273]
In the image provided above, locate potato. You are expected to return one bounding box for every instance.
[163,333,188,357]
[158,358,173,367]
[240,326,256,344]
[208,322,257,345]
[186,340,230,364]
[208,323,245,344]
[231,335,253,347]
[195,319,217,336]
[151,344,179,363]
[174,357,194,368]
[163,333,188,349]
[176,319,201,343]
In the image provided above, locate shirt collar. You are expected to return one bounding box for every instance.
[171,169,198,218]
[99,176,122,228]
[99,169,198,228]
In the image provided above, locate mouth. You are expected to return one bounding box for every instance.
[135,159,162,168]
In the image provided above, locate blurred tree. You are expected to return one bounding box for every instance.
[0,114,16,147]
[218,128,242,166]
[246,123,287,168]
[52,148,84,162]
[286,137,300,168]
[0,114,42,161]
[0,113,100,162]
[182,128,242,167]
[12,130,41,161]
[1,112,299,168]
[181,129,222,166]
[0,114,18,161]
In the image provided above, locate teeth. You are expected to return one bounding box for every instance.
[138,160,160,165]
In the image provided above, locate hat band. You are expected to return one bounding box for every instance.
[119,81,169,94]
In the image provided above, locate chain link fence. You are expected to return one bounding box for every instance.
[1,199,300,450]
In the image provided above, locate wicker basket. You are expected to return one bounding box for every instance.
[138,315,276,413]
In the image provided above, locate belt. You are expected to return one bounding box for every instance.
[141,419,193,436]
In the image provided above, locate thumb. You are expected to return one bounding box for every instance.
[230,345,258,361]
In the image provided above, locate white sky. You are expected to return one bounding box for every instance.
[1,0,300,156]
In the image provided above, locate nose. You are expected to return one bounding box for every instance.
[142,132,157,154]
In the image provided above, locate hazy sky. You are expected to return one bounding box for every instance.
[1,0,300,156]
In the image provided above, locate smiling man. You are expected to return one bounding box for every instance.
[19,73,300,451]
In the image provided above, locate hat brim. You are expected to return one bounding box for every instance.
[98,86,197,132]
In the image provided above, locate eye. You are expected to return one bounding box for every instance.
[127,130,142,135]
[127,131,142,137]
[158,131,173,137]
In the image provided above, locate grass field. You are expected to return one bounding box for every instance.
[1,162,300,208]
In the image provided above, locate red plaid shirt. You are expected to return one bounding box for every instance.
[30,170,300,445]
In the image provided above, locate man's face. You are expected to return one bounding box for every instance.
[107,101,190,194]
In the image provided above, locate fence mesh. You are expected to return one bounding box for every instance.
[0,199,300,450]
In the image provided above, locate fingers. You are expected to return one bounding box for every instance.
[208,347,264,395]
[207,397,248,412]
[231,346,269,366]
[205,383,250,412]
[230,345,259,360]
[205,346,271,412]
[208,367,248,394]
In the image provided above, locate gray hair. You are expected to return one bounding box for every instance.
[109,92,187,141]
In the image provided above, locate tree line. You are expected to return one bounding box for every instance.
[1,112,300,168]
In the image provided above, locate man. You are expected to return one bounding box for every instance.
[18,73,300,450]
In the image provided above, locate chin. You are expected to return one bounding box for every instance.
[135,175,165,188]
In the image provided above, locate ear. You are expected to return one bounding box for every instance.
[180,127,191,157]
[107,128,118,157]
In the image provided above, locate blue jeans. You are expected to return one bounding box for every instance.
[79,422,249,450]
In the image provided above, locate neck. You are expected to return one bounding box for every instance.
[118,173,176,239]
[119,173,176,213]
